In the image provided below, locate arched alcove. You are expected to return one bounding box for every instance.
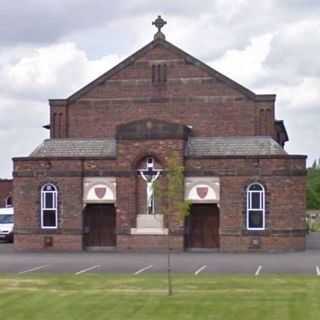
[131,156,168,235]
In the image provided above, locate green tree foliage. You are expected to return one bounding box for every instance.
[155,152,191,224]
[307,159,320,209]
[154,152,191,295]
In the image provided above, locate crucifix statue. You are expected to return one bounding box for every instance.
[138,158,162,214]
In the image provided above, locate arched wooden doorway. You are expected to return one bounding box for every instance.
[184,178,220,249]
[184,204,220,249]
[83,204,116,248]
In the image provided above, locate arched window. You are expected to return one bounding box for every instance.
[41,184,58,229]
[5,196,12,208]
[246,183,265,230]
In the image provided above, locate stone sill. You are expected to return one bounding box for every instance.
[130,228,168,235]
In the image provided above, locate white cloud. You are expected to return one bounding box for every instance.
[0,42,121,100]
[211,33,273,87]
[0,97,48,178]
[275,77,320,111]
[0,42,121,177]
[205,23,320,167]
[262,19,320,83]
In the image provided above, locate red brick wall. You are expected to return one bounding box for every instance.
[116,139,185,235]
[117,235,183,251]
[186,156,306,251]
[13,153,306,251]
[50,105,67,139]
[13,139,186,251]
[15,235,82,251]
[256,100,276,139]
[220,236,305,252]
[13,162,83,251]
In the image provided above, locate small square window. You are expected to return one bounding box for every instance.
[43,210,57,228]
[248,210,263,229]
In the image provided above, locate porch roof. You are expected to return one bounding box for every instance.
[30,136,286,159]
[185,136,287,157]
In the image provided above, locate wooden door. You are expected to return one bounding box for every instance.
[185,204,219,249]
[83,204,116,247]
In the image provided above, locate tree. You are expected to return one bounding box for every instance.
[154,152,191,296]
[312,160,317,169]
[307,164,320,209]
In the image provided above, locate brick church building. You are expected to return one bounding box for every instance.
[13,17,306,251]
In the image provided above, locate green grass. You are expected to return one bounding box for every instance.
[307,221,320,232]
[0,273,320,319]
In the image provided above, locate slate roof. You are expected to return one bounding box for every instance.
[185,137,287,157]
[30,137,286,158]
[30,139,116,158]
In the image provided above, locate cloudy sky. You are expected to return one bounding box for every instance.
[0,0,319,178]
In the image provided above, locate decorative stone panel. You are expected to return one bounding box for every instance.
[83,177,116,204]
[185,177,220,203]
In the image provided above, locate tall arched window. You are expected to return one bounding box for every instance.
[246,183,265,230]
[41,183,58,229]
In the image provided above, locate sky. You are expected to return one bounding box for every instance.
[0,0,319,178]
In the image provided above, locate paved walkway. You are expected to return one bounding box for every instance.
[1,242,320,275]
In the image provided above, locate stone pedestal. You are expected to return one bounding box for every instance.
[131,214,168,235]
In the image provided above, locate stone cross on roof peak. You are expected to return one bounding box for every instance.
[152,15,167,40]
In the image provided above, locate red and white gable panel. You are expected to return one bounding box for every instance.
[83,178,116,203]
[185,177,220,203]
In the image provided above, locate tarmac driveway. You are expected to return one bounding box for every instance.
[0,241,320,275]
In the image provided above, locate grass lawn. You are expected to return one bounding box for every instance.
[0,273,319,319]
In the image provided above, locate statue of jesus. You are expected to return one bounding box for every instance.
[138,158,161,214]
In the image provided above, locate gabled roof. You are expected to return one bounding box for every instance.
[50,38,275,106]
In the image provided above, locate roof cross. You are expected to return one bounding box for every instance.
[152,15,167,33]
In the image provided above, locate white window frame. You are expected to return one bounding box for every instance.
[246,183,265,231]
[41,183,58,229]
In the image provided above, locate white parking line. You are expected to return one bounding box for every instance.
[316,266,320,276]
[18,264,50,274]
[255,265,262,276]
[134,265,153,275]
[75,265,100,275]
[194,265,207,276]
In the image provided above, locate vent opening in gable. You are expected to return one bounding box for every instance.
[152,64,167,84]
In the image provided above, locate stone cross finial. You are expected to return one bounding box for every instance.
[152,15,167,32]
[152,16,167,40]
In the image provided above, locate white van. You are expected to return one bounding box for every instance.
[0,207,14,242]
